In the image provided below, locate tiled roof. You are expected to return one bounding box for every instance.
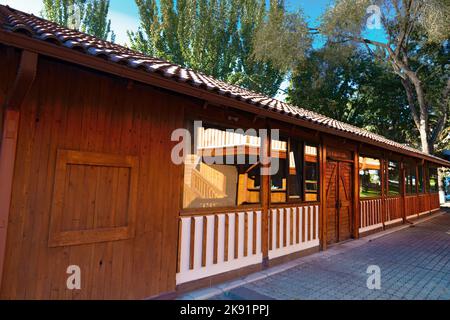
[0,5,447,165]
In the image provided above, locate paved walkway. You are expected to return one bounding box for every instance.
[180,211,450,300]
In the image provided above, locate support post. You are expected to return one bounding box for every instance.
[353,146,360,239]
[0,50,37,291]
[400,160,407,223]
[260,123,271,268]
[320,138,327,250]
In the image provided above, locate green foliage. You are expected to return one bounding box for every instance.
[252,0,312,72]
[42,0,113,41]
[255,0,450,154]
[128,0,285,97]
[288,49,418,146]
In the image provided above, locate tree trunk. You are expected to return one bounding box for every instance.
[408,72,431,154]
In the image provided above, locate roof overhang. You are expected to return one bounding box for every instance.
[1,29,449,167]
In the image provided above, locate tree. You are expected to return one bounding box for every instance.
[128,0,286,97]
[252,0,450,154]
[288,48,417,146]
[41,0,114,41]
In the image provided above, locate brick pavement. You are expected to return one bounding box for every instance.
[209,212,450,300]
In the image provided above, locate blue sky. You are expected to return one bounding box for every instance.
[1,0,386,99]
[1,0,336,46]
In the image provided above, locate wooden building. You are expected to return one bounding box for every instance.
[0,6,448,299]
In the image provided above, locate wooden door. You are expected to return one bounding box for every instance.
[325,153,353,244]
[325,161,338,244]
[338,162,353,241]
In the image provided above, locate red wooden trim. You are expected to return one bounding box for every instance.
[353,146,360,239]
[189,217,195,270]
[0,110,20,289]
[201,216,207,267]
[0,50,37,291]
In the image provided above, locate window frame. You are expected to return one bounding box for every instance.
[359,155,382,199]
[404,161,418,195]
[181,120,264,212]
[385,160,401,197]
[428,165,439,194]
[269,137,320,205]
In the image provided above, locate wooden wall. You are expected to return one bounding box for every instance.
[0,55,190,299]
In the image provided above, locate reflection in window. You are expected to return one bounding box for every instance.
[270,140,319,203]
[405,163,417,195]
[359,156,381,197]
[270,138,288,203]
[183,124,261,209]
[387,161,400,195]
[418,164,424,193]
[429,167,438,193]
[288,139,302,200]
[304,145,319,201]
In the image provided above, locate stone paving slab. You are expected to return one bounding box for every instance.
[178,211,450,300]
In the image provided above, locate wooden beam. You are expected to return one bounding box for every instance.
[353,146,360,239]
[400,161,407,223]
[261,125,271,267]
[319,138,327,250]
[0,50,37,291]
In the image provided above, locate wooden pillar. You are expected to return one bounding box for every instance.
[381,156,386,229]
[353,146,360,239]
[319,137,327,250]
[260,124,271,268]
[400,160,406,223]
[0,50,37,291]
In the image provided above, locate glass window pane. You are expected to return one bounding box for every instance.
[183,124,260,209]
[288,139,302,200]
[271,138,287,203]
[405,163,417,195]
[387,161,400,195]
[418,165,424,193]
[359,156,381,197]
[429,167,438,193]
[304,144,319,202]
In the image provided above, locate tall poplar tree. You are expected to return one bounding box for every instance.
[128,0,285,97]
[42,0,114,41]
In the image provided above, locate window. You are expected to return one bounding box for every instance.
[288,139,303,200]
[429,166,438,193]
[183,123,261,209]
[417,164,424,193]
[405,163,417,195]
[270,137,288,203]
[359,156,381,197]
[387,161,400,196]
[304,144,319,201]
[270,139,319,203]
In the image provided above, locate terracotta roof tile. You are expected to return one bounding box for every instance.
[0,5,447,165]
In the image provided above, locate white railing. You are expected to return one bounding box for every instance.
[359,198,383,233]
[268,204,320,259]
[177,210,262,284]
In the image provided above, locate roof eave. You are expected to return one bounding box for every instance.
[1,29,449,167]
